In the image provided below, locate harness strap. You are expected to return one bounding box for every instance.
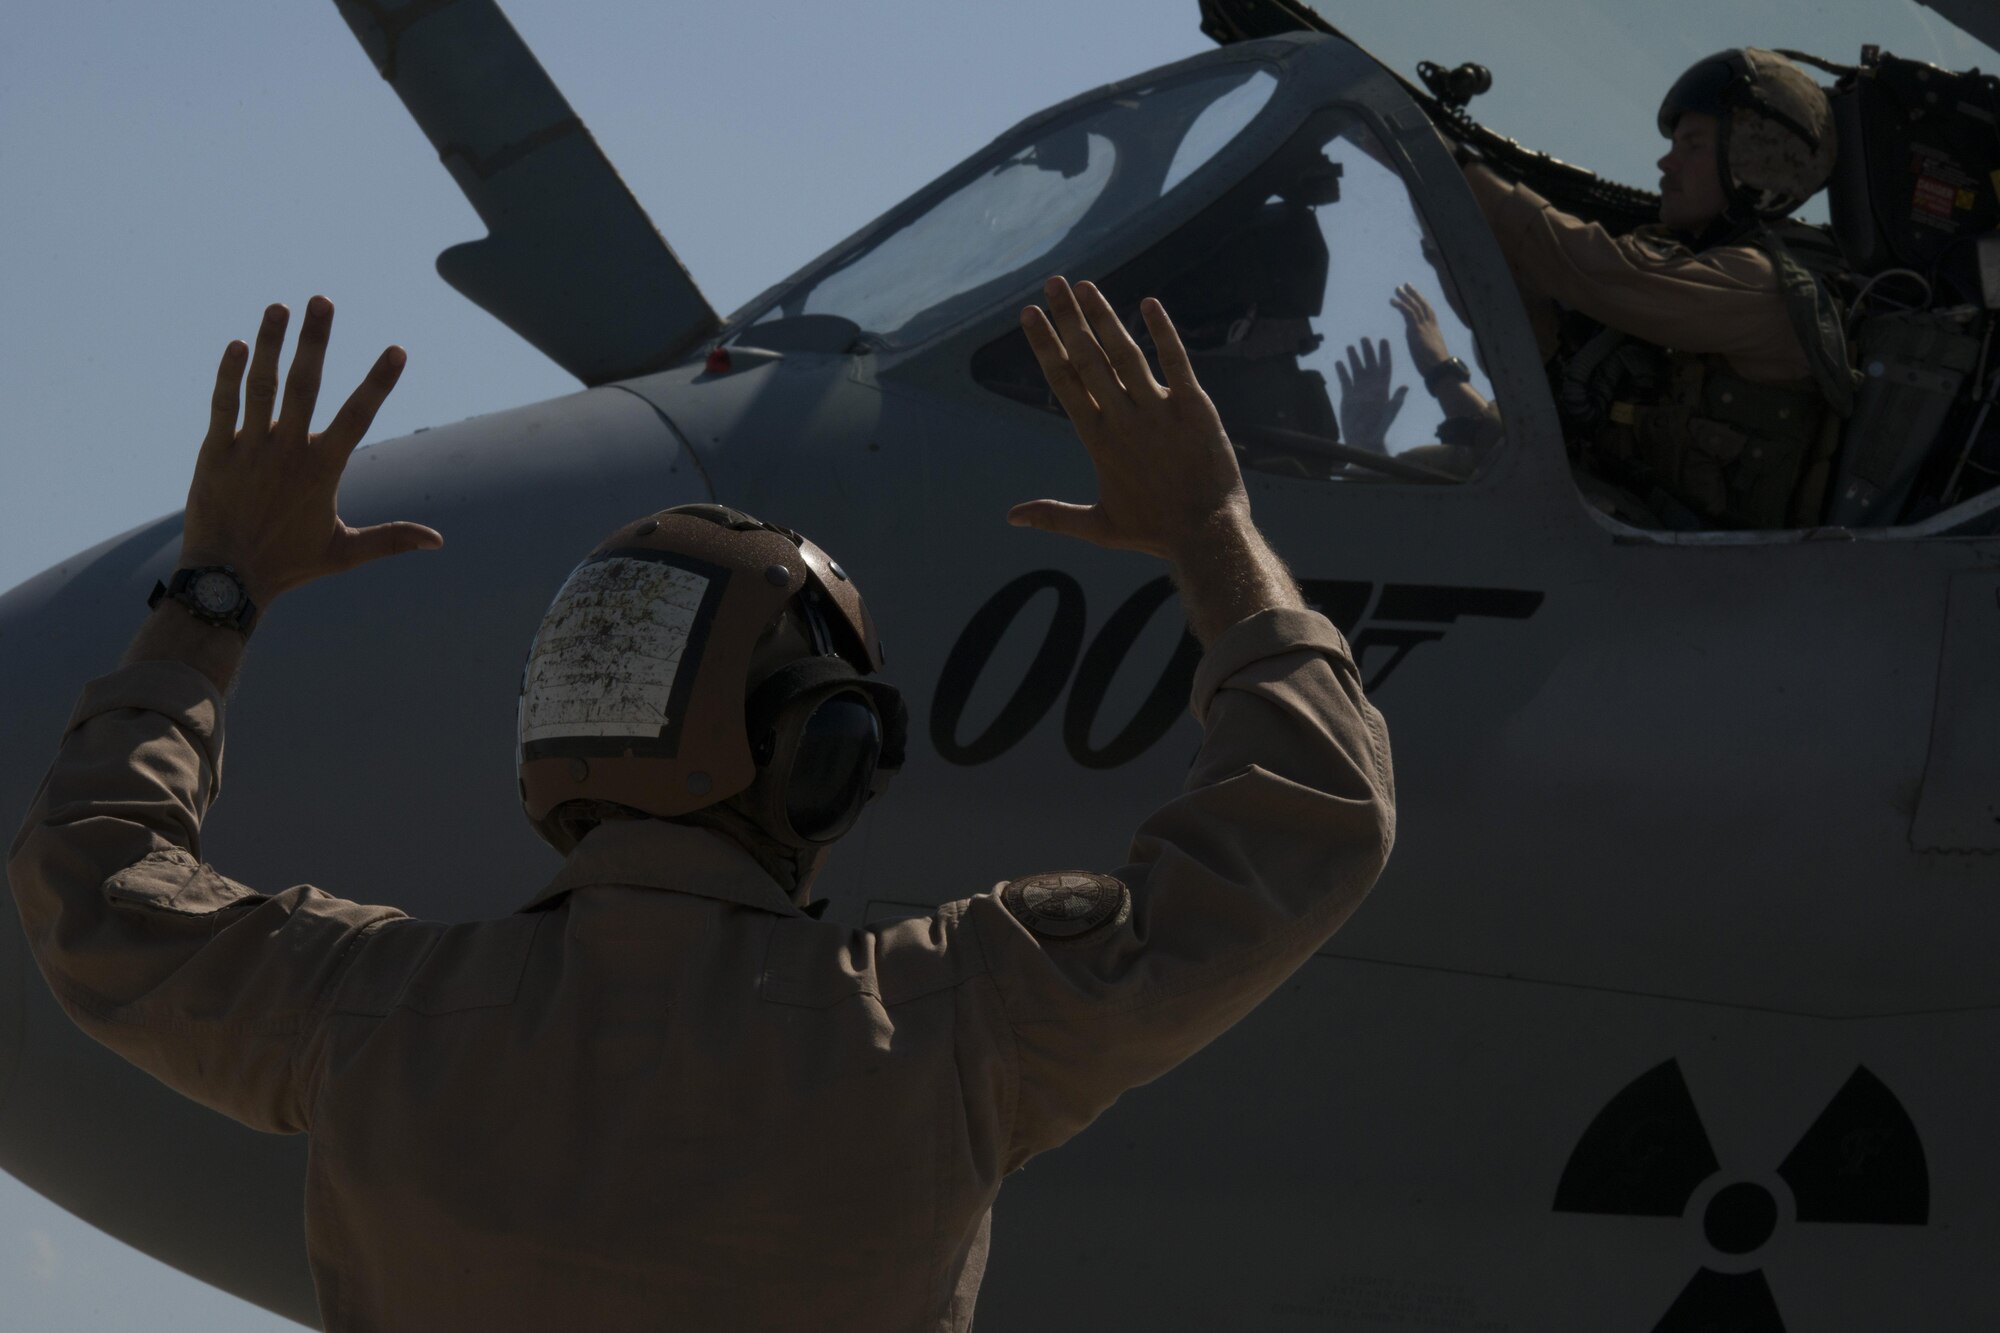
[1757,223,1860,417]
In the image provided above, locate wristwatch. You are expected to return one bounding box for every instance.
[1423,356,1473,394]
[148,566,259,633]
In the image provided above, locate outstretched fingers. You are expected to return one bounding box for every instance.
[334,521,444,573]
[1139,298,1200,396]
[321,345,407,462]
[201,340,248,458]
[1021,305,1099,427]
[278,296,333,441]
[1391,284,1434,325]
[241,304,288,445]
[1006,498,1107,543]
[1345,342,1369,384]
[1042,278,1125,409]
[1075,281,1160,400]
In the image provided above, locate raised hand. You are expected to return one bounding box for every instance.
[1008,277,1246,561]
[1011,277,1301,646]
[1333,337,1406,455]
[1390,282,1451,377]
[179,298,442,605]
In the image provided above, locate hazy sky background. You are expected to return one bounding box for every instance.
[3,1,1992,1327]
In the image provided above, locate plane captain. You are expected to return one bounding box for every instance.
[9,280,1393,1329]
[1460,48,1854,530]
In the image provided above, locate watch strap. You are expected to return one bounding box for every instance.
[150,566,259,633]
[1423,356,1472,393]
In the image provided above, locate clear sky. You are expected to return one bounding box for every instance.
[3,1,1992,1327]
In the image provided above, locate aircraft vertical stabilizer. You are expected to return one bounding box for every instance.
[332,0,720,384]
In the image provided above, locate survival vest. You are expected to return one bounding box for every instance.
[1556,220,1857,530]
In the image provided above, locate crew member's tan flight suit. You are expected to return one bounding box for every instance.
[1474,172,1811,381]
[1472,172,1850,527]
[10,606,1393,1332]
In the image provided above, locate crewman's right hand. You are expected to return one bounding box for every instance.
[178,297,442,608]
[1390,283,1451,378]
[1009,277,1246,565]
[1011,277,1303,647]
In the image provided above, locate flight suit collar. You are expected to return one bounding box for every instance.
[520,818,805,917]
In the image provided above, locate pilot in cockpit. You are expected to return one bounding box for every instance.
[1460,48,1855,529]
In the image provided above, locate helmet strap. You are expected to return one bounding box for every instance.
[1715,104,1754,221]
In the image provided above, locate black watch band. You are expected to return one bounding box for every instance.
[1423,356,1472,394]
[148,566,259,633]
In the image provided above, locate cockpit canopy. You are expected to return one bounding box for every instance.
[746,65,1279,350]
[736,45,1506,489]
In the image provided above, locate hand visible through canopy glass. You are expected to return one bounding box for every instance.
[1334,337,1406,454]
[971,107,1506,484]
[752,66,1279,350]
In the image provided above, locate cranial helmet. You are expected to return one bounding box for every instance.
[517,504,905,854]
[1658,48,1836,217]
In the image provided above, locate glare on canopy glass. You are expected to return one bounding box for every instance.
[970,108,1506,486]
[754,66,1280,348]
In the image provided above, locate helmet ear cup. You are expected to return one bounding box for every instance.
[784,694,882,842]
[744,659,906,847]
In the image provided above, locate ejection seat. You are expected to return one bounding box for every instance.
[1814,49,2000,529]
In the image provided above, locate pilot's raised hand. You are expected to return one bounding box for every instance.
[1011,277,1301,646]
[178,297,443,608]
[1390,283,1450,379]
[1392,282,1490,424]
[1333,337,1406,455]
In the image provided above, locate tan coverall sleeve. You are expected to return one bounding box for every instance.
[964,607,1394,1170]
[1467,168,1808,383]
[8,661,406,1133]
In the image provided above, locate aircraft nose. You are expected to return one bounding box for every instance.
[0,514,186,1119]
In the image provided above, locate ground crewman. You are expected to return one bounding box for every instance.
[10,277,1394,1330]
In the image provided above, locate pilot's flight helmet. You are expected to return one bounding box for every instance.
[517,504,905,854]
[1657,48,1836,217]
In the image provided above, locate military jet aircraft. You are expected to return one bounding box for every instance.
[4,0,1999,1327]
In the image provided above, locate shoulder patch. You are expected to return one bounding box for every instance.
[1001,872,1130,940]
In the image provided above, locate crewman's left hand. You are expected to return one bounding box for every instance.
[178,297,442,606]
[1334,337,1406,454]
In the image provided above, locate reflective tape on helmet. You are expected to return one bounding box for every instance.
[521,554,714,747]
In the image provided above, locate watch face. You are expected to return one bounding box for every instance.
[190,570,244,616]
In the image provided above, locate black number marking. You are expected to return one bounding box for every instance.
[1063,575,1202,770]
[936,574,1544,767]
[931,570,1085,765]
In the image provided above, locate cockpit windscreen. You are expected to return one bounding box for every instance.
[976,107,1506,485]
[745,66,1280,349]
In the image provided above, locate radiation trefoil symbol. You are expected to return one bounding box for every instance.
[1553,1059,1928,1331]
